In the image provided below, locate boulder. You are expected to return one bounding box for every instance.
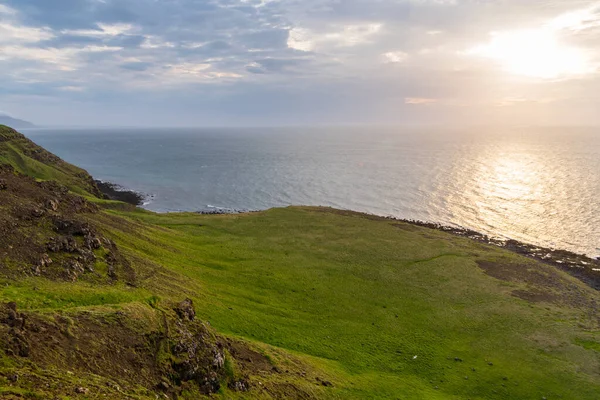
[74,387,89,395]
[175,298,196,321]
[46,199,59,212]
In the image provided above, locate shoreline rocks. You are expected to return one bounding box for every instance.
[94,180,145,206]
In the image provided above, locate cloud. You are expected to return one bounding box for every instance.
[547,1,600,32]
[0,4,16,15]
[61,23,136,37]
[0,22,54,43]
[405,97,438,105]
[382,51,408,63]
[0,0,599,126]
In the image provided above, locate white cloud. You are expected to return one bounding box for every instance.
[157,63,243,84]
[141,35,176,49]
[468,29,593,79]
[0,44,123,71]
[0,4,16,15]
[61,23,135,37]
[287,23,383,53]
[287,27,314,52]
[0,22,55,44]
[324,23,383,47]
[3,0,600,125]
[547,2,600,32]
[465,4,600,80]
[382,51,408,63]
[405,97,438,105]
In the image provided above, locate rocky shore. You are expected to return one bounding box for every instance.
[95,180,146,206]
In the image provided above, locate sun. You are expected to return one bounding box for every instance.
[469,29,590,79]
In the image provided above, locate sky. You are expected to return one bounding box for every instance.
[1,0,600,127]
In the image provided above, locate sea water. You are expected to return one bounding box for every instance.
[25,126,600,258]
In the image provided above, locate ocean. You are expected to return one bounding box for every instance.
[24,126,600,258]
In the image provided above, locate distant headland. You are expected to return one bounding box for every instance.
[0,115,35,129]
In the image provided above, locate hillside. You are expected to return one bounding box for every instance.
[0,124,599,399]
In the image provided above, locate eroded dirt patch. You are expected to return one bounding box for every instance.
[227,340,273,374]
[0,300,318,399]
[476,260,599,318]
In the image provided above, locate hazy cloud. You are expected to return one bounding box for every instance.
[1,0,599,126]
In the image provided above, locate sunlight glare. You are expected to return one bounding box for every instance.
[470,29,590,79]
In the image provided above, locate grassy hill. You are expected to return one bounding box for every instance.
[0,126,100,197]
[0,124,599,399]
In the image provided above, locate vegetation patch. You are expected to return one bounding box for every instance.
[0,126,599,399]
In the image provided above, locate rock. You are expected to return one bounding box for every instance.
[33,254,53,275]
[175,298,196,321]
[40,253,53,268]
[230,379,249,392]
[46,238,61,252]
[157,380,170,391]
[9,329,29,357]
[74,386,89,394]
[77,248,96,264]
[212,350,225,369]
[30,208,45,218]
[66,260,85,281]
[199,371,220,395]
[0,179,7,190]
[31,265,42,276]
[85,235,102,250]
[8,373,18,382]
[46,199,59,212]
[107,264,117,279]
[52,219,92,236]
[3,303,26,330]
[47,236,78,253]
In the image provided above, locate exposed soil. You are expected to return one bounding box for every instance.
[476,260,599,321]
[0,165,135,284]
[0,300,304,398]
[227,340,273,374]
[0,163,317,398]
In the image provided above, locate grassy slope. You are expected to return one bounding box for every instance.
[82,206,599,399]
[0,125,99,196]
[0,125,599,399]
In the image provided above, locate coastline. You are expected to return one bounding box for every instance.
[98,179,600,290]
[95,180,148,206]
[314,208,600,290]
[407,218,600,290]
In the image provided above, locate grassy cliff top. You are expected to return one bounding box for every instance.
[0,125,101,197]
[0,126,599,399]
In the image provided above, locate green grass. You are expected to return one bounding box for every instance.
[0,278,152,311]
[85,206,600,399]
[1,126,599,398]
[0,125,97,195]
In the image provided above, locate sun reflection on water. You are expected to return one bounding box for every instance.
[440,136,594,255]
